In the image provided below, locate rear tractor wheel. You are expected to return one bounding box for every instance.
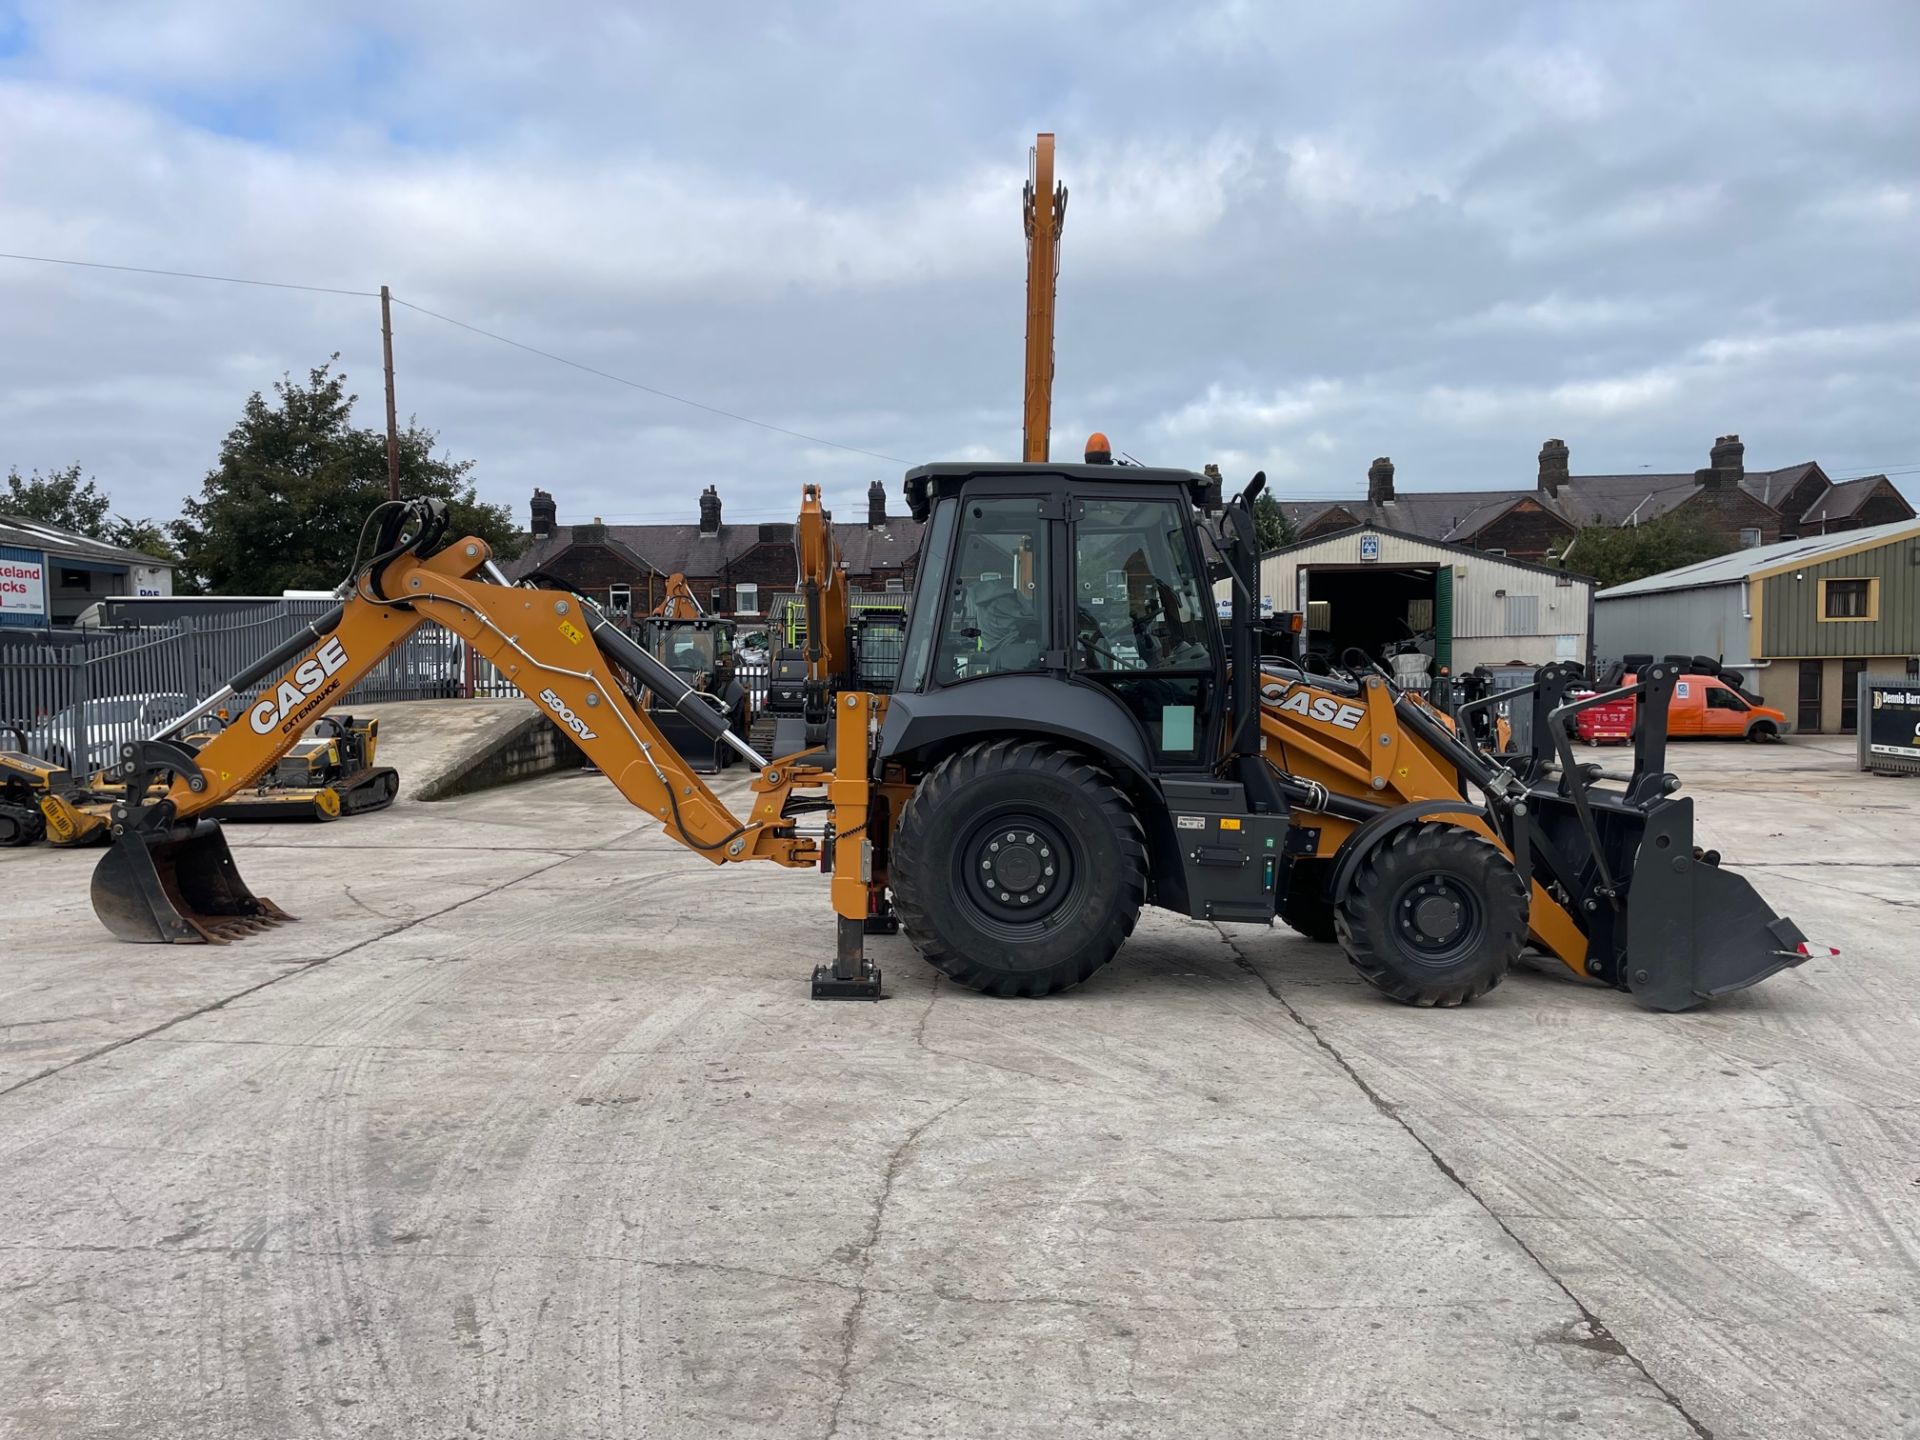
[1334,824,1527,1007]
[889,739,1146,996]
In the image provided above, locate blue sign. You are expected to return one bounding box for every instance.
[1359,534,1381,562]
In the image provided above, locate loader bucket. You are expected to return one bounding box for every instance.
[1622,797,1808,1012]
[91,819,291,944]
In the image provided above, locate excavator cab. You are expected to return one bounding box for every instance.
[634,615,750,772]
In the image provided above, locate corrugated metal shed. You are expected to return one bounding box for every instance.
[1758,530,1920,659]
[1223,524,1593,670]
[1594,520,1920,598]
[1592,520,1920,667]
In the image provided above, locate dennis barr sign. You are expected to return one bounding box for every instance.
[1866,685,1920,761]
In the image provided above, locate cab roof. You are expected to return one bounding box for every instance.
[902,461,1216,522]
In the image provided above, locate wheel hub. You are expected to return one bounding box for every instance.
[1412,894,1463,941]
[959,817,1070,924]
[1393,875,1483,962]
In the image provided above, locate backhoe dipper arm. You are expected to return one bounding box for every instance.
[796,484,849,688]
[141,531,807,868]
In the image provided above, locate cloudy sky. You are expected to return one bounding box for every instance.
[2,0,1916,535]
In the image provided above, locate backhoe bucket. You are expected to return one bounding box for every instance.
[1622,797,1808,1012]
[91,819,291,944]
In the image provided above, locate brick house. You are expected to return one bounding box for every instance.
[504,482,923,619]
[1278,437,1913,564]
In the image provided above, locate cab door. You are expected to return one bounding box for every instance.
[1068,495,1222,770]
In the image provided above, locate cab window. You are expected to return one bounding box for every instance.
[1072,500,1212,673]
[1706,686,1748,712]
[931,498,1049,683]
[1071,498,1217,767]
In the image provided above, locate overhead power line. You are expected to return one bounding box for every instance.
[0,251,377,297]
[0,250,908,467]
[388,296,908,466]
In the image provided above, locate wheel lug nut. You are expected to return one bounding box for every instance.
[982,860,992,870]
[1043,866,1053,877]
[1000,892,1011,902]
[1020,895,1031,905]
[1024,833,1036,844]
[1037,884,1047,895]
[990,842,1000,852]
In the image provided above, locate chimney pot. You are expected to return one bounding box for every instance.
[698,485,723,535]
[1709,433,1745,481]
[1367,456,1396,506]
[530,487,557,539]
[867,478,888,528]
[1537,438,1570,498]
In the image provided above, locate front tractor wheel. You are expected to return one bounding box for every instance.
[889,740,1146,996]
[1334,824,1528,1007]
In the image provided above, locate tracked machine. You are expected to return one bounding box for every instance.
[76,468,1819,1013]
[202,713,398,821]
[0,724,58,846]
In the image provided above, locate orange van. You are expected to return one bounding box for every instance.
[1623,672,1790,742]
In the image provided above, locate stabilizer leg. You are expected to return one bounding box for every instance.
[812,915,883,1000]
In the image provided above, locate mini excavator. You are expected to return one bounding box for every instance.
[82,472,1817,1013]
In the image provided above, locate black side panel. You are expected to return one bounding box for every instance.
[879,678,1156,789]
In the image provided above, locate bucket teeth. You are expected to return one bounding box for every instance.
[91,819,296,945]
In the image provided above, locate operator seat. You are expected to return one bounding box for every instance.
[966,577,1040,672]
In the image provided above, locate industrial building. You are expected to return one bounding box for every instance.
[1593,520,1920,734]
[1230,524,1594,679]
[0,513,175,629]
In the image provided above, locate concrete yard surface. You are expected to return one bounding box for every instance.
[0,735,1913,1438]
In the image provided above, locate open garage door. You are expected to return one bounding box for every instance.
[1302,565,1444,687]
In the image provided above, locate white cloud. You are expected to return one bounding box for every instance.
[1451,294,1652,335]
[1158,379,1349,438]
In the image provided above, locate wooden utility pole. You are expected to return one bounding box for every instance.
[380,284,401,502]
[1021,133,1068,463]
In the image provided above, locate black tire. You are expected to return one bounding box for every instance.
[1278,859,1338,942]
[1334,824,1528,1007]
[1747,720,1778,743]
[890,739,1146,996]
[0,801,44,846]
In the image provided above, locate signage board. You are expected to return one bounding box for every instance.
[1358,534,1381,562]
[1862,678,1920,774]
[0,544,47,626]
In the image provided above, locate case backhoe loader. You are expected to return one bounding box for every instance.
[83,465,1816,1012]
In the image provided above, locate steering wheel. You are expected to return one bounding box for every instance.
[1075,606,1118,670]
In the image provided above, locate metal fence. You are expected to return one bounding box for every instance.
[1,602,477,776]
[1,596,908,778]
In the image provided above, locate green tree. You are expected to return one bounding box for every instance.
[1561,514,1737,589]
[5,463,178,562]
[1253,491,1297,552]
[170,359,523,594]
[6,463,111,535]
